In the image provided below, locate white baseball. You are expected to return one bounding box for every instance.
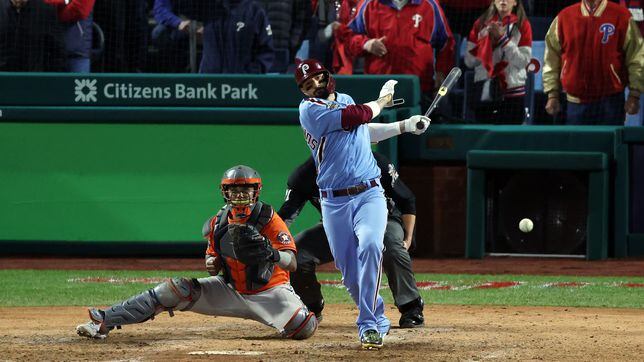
[519,218,533,233]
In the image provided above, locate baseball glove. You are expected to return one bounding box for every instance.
[229,223,280,265]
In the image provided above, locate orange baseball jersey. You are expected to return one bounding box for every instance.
[205,204,296,294]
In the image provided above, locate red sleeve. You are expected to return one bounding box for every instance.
[518,19,533,47]
[434,6,456,75]
[346,32,370,58]
[341,104,373,129]
[57,0,95,22]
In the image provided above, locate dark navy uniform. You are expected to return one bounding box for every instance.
[278,152,424,328]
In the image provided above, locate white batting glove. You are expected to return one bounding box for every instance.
[379,80,397,107]
[205,256,218,275]
[402,115,431,135]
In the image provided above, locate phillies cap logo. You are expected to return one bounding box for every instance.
[599,23,615,44]
[301,64,310,75]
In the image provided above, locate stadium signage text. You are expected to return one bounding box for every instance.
[75,79,259,103]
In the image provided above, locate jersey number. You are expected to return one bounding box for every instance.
[303,130,319,150]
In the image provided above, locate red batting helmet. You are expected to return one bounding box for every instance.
[294,59,336,97]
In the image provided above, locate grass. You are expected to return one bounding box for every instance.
[0,270,642,308]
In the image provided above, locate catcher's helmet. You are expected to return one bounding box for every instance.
[294,58,335,98]
[221,165,262,207]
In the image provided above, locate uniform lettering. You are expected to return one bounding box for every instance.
[303,130,318,150]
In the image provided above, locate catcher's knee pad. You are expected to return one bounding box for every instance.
[283,307,318,340]
[152,278,202,312]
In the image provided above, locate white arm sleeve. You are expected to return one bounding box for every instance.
[365,101,382,119]
[368,122,402,143]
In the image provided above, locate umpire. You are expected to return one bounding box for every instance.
[278,151,424,328]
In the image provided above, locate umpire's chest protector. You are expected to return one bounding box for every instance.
[212,202,275,291]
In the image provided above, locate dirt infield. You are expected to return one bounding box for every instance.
[2,256,644,276]
[1,257,643,360]
[1,304,643,361]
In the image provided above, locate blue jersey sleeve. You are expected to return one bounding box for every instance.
[299,99,344,139]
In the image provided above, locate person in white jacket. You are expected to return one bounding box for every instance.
[464,0,532,124]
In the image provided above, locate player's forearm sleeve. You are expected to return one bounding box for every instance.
[368,122,402,143]
[341,104,374,129]
[543,17,562,96]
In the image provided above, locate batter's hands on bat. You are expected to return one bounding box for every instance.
[379,80,398,107]
[545,97,561,116]
[364,36,387,57]
[229,223,280,265]
[402,115,431,135]
[625,95,640,115]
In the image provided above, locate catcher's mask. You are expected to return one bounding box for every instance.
[221,165,262,215]
[295,58,335,99]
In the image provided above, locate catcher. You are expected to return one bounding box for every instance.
[76,165,318,340]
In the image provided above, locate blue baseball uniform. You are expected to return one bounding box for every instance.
[298,93,390,338]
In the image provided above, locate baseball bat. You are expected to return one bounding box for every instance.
[416,67,463,129]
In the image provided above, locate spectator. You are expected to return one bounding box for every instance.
[441,0,492,37]
[151,0,201,73]
[543,0,643,125]
[197,0,274,73]
[619,0,644,34]
[45,0,95,73]
[307,0,358,74]
[464,0,532,124]
[0,0,67,72]
[256,0,310,72]
[346,0,455,104]
[93,0,148,72]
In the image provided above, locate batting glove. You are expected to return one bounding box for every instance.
[402,115,431,135]
[379,80,397,107]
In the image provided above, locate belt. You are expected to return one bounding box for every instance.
[320,179,379,198]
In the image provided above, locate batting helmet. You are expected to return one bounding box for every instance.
[220,165,262,207]
[294,59,336,98]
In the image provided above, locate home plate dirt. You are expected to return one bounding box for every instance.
[0,304,642,361]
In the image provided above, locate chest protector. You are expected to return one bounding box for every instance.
[212,201,275,291]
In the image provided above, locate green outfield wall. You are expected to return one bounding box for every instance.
[0,122,317,248]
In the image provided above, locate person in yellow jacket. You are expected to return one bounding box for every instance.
[543,0,643,125]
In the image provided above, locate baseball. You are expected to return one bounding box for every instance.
[519,218,533,233]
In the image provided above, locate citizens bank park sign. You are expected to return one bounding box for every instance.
[73,78,259,103]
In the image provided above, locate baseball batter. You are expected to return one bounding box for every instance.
[278,151,426,329]
[294,58,429,349]
[76,165,318,340]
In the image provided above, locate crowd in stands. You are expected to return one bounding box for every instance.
[0,0,642,124]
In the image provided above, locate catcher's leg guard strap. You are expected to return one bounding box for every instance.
[282,307,318,340]
[101,278,201,328]
[152,278,202,312]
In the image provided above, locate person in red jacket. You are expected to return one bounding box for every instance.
[543,0,643,125]
[45,0,96,72]
[346,0,456,99]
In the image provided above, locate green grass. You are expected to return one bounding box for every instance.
[0,270,642,308]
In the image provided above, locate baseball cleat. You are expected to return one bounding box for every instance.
[76,321,108,339]
[360,329,383,350]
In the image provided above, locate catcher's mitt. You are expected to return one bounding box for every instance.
[228,223,280,265]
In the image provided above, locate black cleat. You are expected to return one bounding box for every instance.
[399,308,424,328]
